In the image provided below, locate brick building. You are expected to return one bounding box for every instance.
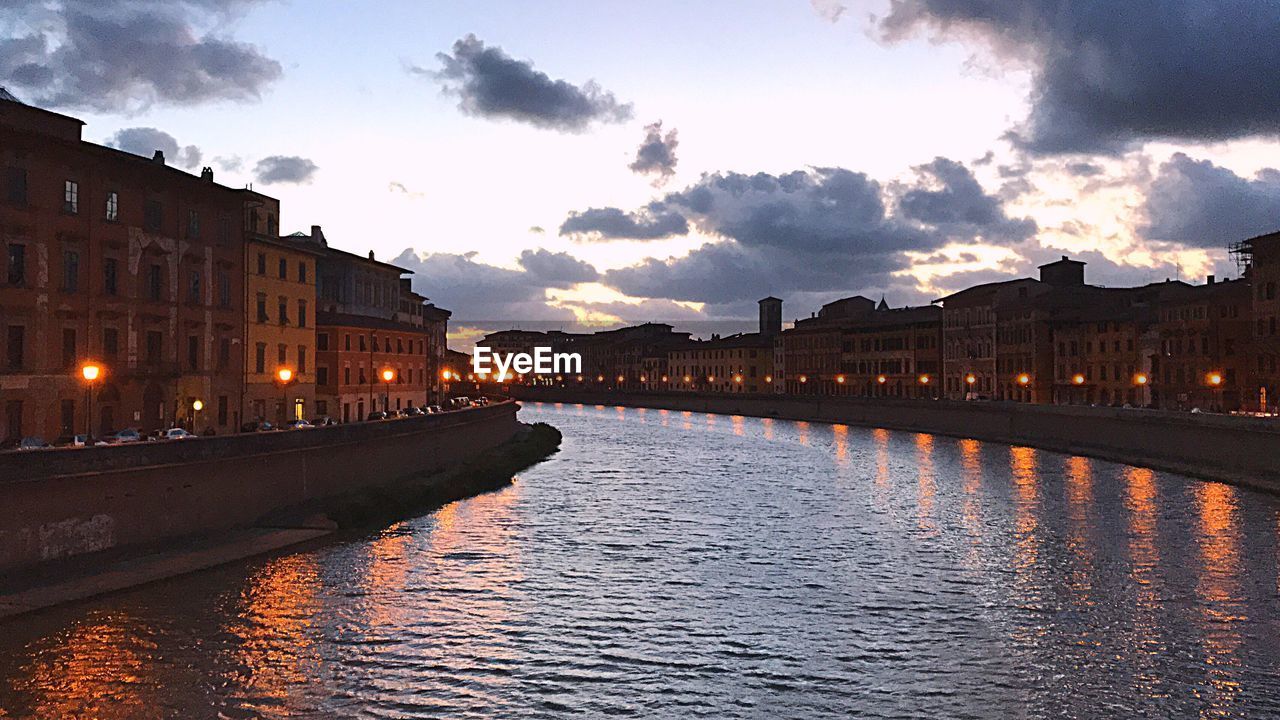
[837,304,941,399]
[1,92,253,442]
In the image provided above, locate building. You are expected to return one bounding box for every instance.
[305,227,448,422]
[782,296,876,394]
[837,304,941,398]
[242,212,321,426]
[664,297,780,394]
[1150,276,1251,412]
[1,90,252,442]
[1239,232,1280,411]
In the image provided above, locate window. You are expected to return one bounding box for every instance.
[317,333,329,351]
[256,293,268,322]
[64,180,78,213]
[188,270,201,304]
[278,257,287,279]
[217,269,231,308]
[255,343,266,373]
[344,367,351,385]
[278,297,288,325]
[218,217,231,245]
[297,299,307,328]
[61,328,77,369]
[187,210,200,239]
[105,191,119,221]
[144,199,162,232]
[7,325,24,369]
[103,328,118,360]
[277,343,287,364]
[148,264,163,301]
[146,331,163,364]
[344,334,351,351]
[257,252,267,275]
[359,335,366,352]
[4,400,22,444]
[267,214,277,236]
[298,261,307,283]
[218,337,230,370]
[317,366,329,386]
[217,396,228,426]
[6,167,26,204]
[103,258,118,295]
[7,244,25,285]
[187,336,200,370]
[298,346,307,373]
[63,250,79,293]
[60,400,75,438]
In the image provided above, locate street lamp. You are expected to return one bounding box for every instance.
[1017,373,1030,386]
[1073,373,1085,385]
[80,362,102,441]
[1134,373,1149,386]
[191,398,203,431]
[275,367,296,423]
[381,368,395,412]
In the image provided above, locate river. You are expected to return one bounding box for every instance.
[1,402,1278,718]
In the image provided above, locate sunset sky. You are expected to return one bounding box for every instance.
[6,0,1280,338]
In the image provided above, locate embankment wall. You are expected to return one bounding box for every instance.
[0,402,520,572]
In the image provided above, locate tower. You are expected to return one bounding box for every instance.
[759,296,782,337]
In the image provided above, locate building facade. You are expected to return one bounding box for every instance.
[1,93,252,442]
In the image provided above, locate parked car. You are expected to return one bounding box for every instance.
[241,420,278,432]
[55,434,89,447]
[17,436,50,451]
[449,397,471,410]
[425,405,443,414]
[103,428,143,444]
[162,428,196,440]
[284,419,314,430]
[402,406,425,417]
[311,416,338,427]
[474,396,491,406]
[366,411,388,421]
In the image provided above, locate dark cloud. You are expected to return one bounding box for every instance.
[598,162,1034,305]
[0,1,281,113]
[420,34,632,132]
[105,127,202,168]
[1141,152,1280,247]
[391,250,575,323]
[517,249,599,286]
[1065,162,1105,178]
[213,155,243,172]
[629,121,679,184]
[896,157,1037,242]
[254,156,318,185]
[880,0,1280,154]
[560,206,689,240]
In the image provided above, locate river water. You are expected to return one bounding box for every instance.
[1,402,1279,719]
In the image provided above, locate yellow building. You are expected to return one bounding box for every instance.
[243,206,320,425]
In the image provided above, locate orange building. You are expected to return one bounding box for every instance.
[1,91,254,442]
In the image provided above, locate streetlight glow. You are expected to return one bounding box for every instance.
[1073,373,1085,385]
[192,399,204,412]
[1207,372,1223,386]
[81,363,101,381]
[836,375,845,384]
[277,367,293,383]
[877,374,887,384]
[382,368,395,383]
[1017,373,1030,386]
[965,373,976,385]
[918,374,930,384]
[1134,373,1149,385]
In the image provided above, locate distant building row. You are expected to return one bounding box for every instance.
[0,92,448,443]
[479,245,1280,414]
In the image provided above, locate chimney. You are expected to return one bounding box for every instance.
[152,150,165,164]
[368,250,375,261]
[1207,274,1216,285]
[310,224,325,243]
[200,167,214,182]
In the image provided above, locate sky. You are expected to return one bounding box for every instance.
[5,0,1280,342]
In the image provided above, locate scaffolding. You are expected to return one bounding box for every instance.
[1229,238,1254,276]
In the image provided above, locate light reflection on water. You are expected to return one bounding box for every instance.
[1,401,1280,719]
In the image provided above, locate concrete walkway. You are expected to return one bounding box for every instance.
[0,526,331,621]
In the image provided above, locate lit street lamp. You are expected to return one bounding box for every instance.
[275,367,296,423]
[80,362,102,441]
[382,368,395,412]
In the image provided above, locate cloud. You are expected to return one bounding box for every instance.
[105,127,202,168]
[391,250,575,322]
[629,120,679,184]
[420,34,632,132]
[213,154,243,172]
[811,0,848,23]
[1141,152,1280,248]
[597,161,1034,305]
[254,155,318,185]
[517,249,599,286]
[879,0,1280,154]
[389,181,425,199]
[896,157,1037,242]
[0,0,281,113]
[560,206,690,240]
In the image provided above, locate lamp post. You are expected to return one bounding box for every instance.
[191,398,203,430]
[1206,371,1223,412]
[381,368,395,412]
[81,362,102,441]
[275,367,295,423]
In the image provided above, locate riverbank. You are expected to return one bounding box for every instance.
[510,385,1280,494]
[0,421,562,620]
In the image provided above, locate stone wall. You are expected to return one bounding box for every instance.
[511,387,1280,494]
[0,402,520,572]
